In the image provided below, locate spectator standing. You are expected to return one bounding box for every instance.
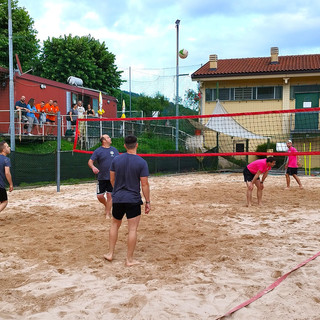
[0,141,13,214]
[15,95,29,134]
[44,100,59,135]
[87,104,95,116]
[77,101,86,137]
[88,134,119,218]
[104,135,151,266]
[69,104,78,132]
[35,101,46,134]
[26,98,40,135]
[44,99,54,135]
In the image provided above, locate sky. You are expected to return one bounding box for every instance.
[16,0,320,102]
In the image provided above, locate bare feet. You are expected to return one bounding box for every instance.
[126,259,140,267]
[103,253,113,262]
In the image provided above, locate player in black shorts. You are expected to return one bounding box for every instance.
[0,141,13,214]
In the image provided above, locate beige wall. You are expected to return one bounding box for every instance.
[198,75,320,168]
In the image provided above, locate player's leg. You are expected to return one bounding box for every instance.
[286,168,290,188]
[104,203,124,261]
[96,180,108,216]
[126,204,142,266]
[0,189,8,213]
[292,174,303,188]
[255,180,263,206]
[106,192,112,218]
[104,218,122,261]
[104,181,113,219]
[246,181,253,207]
[0,200,8,213]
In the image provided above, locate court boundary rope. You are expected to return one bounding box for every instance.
[215,250,320,319]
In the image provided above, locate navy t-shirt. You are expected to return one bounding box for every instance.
[110,153,149,203]
[0,155,11,189]
[90,146,119,180]
[15,100,27,115]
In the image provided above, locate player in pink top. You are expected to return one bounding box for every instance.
[243,156,276,207]
[285,140,302,188]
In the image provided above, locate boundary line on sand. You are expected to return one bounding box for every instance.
[216,250,320,319]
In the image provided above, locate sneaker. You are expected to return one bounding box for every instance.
[28,133,34,136]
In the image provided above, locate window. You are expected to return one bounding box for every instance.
[205,86,283,101]
[205,89,214,101]
[236,143,245,152]
[235,87,253,100]
[257,87,274,99]
[219,88,232,100]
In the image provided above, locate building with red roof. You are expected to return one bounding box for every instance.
[192,47,320,117]
[0,56,118,137]
[191,47,320,164]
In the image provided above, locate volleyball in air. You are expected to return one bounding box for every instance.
[179,49,188,59]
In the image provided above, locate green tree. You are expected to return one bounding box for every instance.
[184,88,201,112]
[134,92,170,117]
[0,0,40,70]
[37,34,123,94]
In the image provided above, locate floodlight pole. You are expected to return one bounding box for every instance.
[175,19,180,152]
[8,0,15,151]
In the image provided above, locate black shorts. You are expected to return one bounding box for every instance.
[96,180,113,194]
[243,167,260,182]
[112,203,142,220]
[0,188,8,202]
[286,167,298,175]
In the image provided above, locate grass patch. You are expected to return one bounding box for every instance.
[15,140,74,154]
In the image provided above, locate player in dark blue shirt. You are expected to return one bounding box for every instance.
[88,134,119,218]
[104,135,151,266]
[0,141,13,213]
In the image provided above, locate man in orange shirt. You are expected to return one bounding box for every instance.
[35,101,45,135]
[44,100,59,135]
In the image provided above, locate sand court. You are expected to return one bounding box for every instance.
[0,173,319,319]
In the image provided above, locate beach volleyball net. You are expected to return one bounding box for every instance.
[73,106,320,167]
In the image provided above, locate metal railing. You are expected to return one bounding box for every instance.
[0,109,70,140]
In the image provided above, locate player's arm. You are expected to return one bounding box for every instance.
[285,156,289,168]
[5,167,13,192]
[252,170,261,184]
[140,176,151,214]
[88,159,99,174]
[110,170,115,187]
[261,171,269,183]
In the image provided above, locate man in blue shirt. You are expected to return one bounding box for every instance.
[0,141,13,213]
[104,135,151,266]
[88,134,119,218]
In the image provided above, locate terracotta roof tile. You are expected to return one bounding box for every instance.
[192,54,320,79]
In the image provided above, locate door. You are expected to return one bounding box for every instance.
[295,93,319,131]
